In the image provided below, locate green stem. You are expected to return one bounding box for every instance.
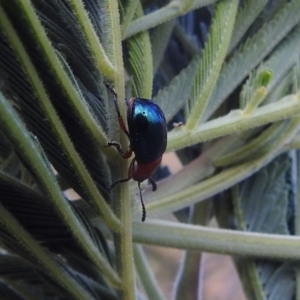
[173,201,210,300]
[133,245,166,300]
[173,22,199,56]
[121,0,139,38]
[232,184,265,299]
[147,116,300,216]
[15,0,109,155]
[106,1,135,299]
[181,0,196,12]
[243,87,267,115]
[167,94,300,152]
[68,0,115,78]
[213,119,289,167]
[132,219,300,260]
[123,0,218,39]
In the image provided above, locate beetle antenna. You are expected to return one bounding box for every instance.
[148,178,157,191]
[138,182,146,222]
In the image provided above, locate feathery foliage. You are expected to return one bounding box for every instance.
[0,1,300,299]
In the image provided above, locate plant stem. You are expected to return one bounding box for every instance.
[167,94,300,152]
[132,219,300,260]
[133,245,166,300]
[69,0,116,78]
[124,0,218,39]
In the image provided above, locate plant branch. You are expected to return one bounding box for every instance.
[123,0,218,39]
[185,0,239,129]
[0,89,121,288]
[68,0,116,79]
[105,1,136,299]
[133,245,166,300]
[146,115,300,216]
[0,5,120,231]
[167,94,300,152]
[14,0,110,155]
[133,219,300,260]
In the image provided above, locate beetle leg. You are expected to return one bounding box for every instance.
[148,178,157,191]
[106,142,133,159]
[110,177,131,190]
[117,116,130,139]
[138,182,146,222]
[104,81,130,138]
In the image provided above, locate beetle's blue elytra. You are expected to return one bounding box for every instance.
[127,98,167,165]
[104,82,167,222]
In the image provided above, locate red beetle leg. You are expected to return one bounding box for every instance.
[118,117,130,138]
[106,142,133,159]
[104,81,130,138]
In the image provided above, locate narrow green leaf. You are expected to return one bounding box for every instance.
[12,0,111,152]
[0,90,121,288]
[153,53,201,122]
[233,155,294,300]
[229,0,268,51]
[0,202,95,300]
[263,25,300,102]
[240,68,272,111]
[151,19,176,75]
[185,0,239,129]
[234,155,290,234]
[0,5,119,230]
[121,0,138,37]
[127,2,153,98]
[1,279,41,300]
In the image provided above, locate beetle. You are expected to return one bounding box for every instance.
[104,82,167,222]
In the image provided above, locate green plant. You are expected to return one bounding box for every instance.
[0,0,300,299]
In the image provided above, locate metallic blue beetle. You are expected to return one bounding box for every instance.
[104,82,167,221]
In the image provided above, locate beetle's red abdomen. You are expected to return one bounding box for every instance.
[129,157,162,182]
